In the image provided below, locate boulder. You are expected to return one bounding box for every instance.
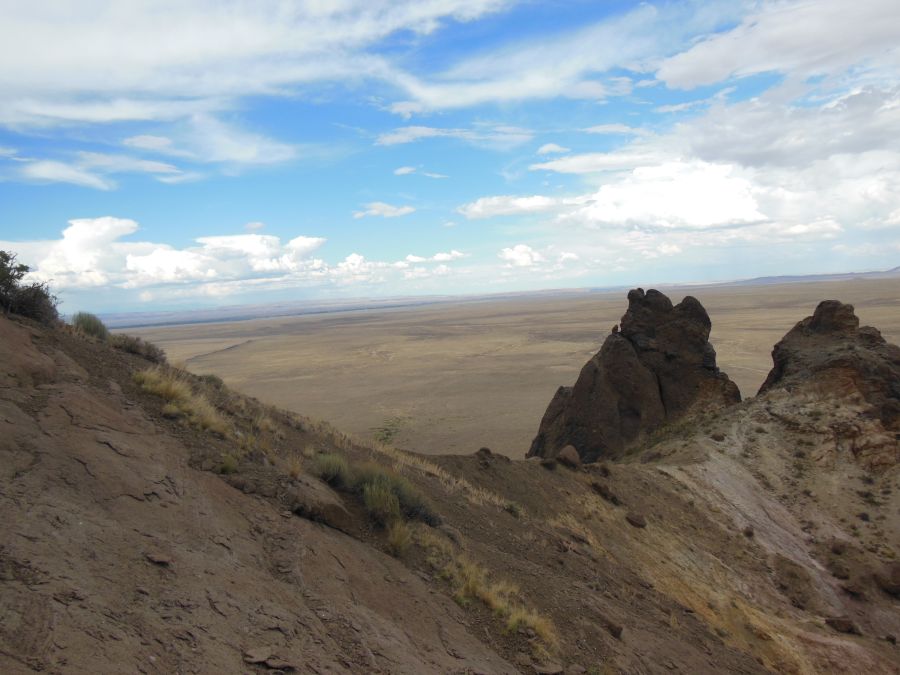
[286,475,353,533]
[556,445,581,469]
[528,289,740,463]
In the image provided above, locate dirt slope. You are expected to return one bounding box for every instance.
[1,302,898,674]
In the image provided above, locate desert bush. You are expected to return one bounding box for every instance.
[0,251,59,325]
[72,311,109,340]
[110,333,166,363]
[312,453,351,488]
[219,453,239,474]
[133,367,228,435]
[362,478,402,525]
[200,373,224,388]
[386,520,412,557]
[351,462,439,525]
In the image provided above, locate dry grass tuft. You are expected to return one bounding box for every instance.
[133,367,229,436]
[287,455,303,479]
[386,520,413,557]
[312,453,352,488]
[362,479,401,525]
[420,530,557,655]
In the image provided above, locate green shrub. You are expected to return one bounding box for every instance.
[362,478,401,526]
[219,453,239,474]
[351,461,440,525]
[72,311,109,340]
[0,251,58,325]
[312,453,351,488]
[110,333,166,363]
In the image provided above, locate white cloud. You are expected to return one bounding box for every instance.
[530,149,667,174]
[76,152,180,175]
[657,0,900,89]
[583,124,649,136]
[405,250,464,263]
[0,1,517,126]
[564,161,765,230]
[244,221,265,231]
[123,135,176,152]
[394,166,416,175]
[353,201,416,218]
[537,143,569,155]
[20,160,114,190]
[498,244,544,267]
[0,146,16,157]
[376,124,532,149]
[458,195,564,219]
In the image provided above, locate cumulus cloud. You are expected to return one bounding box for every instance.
[565,161,765,230]
[244,221,265,231]
[353,202,416,219]
[394,166,416,175]
[583,124,649,136]
[498,244,544,267]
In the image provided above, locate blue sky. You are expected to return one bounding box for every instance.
[1,0,899,313]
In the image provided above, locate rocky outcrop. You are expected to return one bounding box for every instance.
[759,300,900,429]
[528,289,740,462]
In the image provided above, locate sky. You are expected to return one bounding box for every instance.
[1,0,899,313]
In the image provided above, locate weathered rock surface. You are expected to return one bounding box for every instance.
[760,300,900,427]
[528,288,740,462]
[759,300,900,469]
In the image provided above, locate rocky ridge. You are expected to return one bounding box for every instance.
[529,288,740,462]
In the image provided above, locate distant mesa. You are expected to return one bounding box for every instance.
[528,288,740,463]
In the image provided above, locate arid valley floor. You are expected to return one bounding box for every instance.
[134,278,900,458]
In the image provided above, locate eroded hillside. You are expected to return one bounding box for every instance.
[0,292,898,674]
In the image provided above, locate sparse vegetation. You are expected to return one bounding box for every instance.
[218,453,239,474]
[72,311,110,341]
[110,333,167,363]
[419,530,558,655]
[133,367,229,435]
[363,479,401,525]
[386,520,413,557]
[313,453,352,488]
[0,250,59,325]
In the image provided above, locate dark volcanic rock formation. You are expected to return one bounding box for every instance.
[528,288,740,462]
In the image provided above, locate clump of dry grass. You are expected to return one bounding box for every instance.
[386,521,413,557]
[312,453,352,488]
[110,333,167,363]
[362,479,401,525]
[287,455,303,479]
[307,418,521,515]
[133,367,229,436]
[419,530,558,655]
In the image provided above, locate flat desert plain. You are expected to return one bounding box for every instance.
[133,279,900,458]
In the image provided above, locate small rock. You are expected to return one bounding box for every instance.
[606,621,623,639]
[825,617,860,635]
[874,561,900,597]
[884,634,896,645]
[514,652,532,667]
[243,647,273,664]
[743,525,755,538]
[710,432,726,442]
[626,512,647,528]
[566,665,587,675]
[144,552,172,567]
[591,481,621,505]
[830,540,848,555]
[540,457,557,471]
[533,662,564,675]
[556,445,581,469]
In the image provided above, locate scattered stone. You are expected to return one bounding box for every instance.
[606,621,624,639]
[556,445,581,469]
[874,561,900,597]
[566,665,587,675]
[625,512,647,529]
[885,634,896,645]
[533,662,564,675]
[540,457,558,471]
[743,525,755,538]
[825,617,860,635]
[144,552,172,567]
[528,288,740,463]
[514,652,532,668]
[243,647,274,664]
[590,480,622,506]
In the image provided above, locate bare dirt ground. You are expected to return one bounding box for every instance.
[135,279,900,458]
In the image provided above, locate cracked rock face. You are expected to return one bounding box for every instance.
[528,289,740,463]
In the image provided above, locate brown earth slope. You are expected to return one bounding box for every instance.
[1,294,898,674]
